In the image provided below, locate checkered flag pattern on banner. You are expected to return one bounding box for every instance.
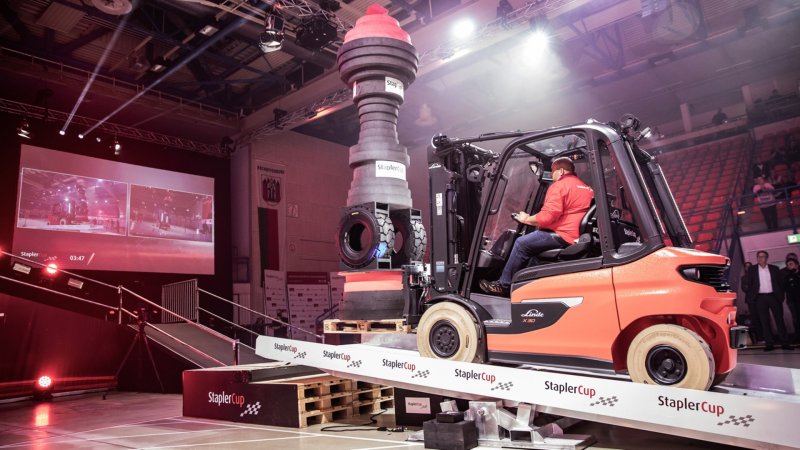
[590,396,618,407]
[411,369,430,379]
[294,351,307,359]
[490,381,513,391]
[718,415,755,427]
[240,402,261,417]
[347,359,363,368]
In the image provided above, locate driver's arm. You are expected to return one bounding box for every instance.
[517,184,563,228]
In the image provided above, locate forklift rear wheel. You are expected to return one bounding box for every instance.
[627,324,714,390]
[417,303,482,362]
[59,219,67,225]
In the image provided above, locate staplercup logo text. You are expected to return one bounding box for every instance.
[544,380,596,399]
[658,395,725,417]
[454,368,496,384]
[208,391,245,407]
[383,359,416,371]
[274,343,297,353]
[323,350,351,362]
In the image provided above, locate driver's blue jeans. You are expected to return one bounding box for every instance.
[499,231,562,288]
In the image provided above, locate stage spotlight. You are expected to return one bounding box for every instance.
[259,9,285,53]
[44,263,58,275]
[78,133,85,139]
[59,130,66,136]
[34,375,53,401]
[96,136,102,143]
[525,29,550,57]
[452,18,476,40]
[16,117,31,139]
[12,262,32,275]
[112,137,121,155]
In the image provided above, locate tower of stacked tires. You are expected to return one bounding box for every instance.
[336,5,426,319]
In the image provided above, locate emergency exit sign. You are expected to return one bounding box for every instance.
[788,234,800,244]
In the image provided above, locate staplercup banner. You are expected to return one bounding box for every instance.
[256,336,800,449]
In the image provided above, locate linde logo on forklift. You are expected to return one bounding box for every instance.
[323,350,352,362]
[521,309,545,318]
[544,380,596,399]
[274,343,297,353]
[208,391,245,408]
[454,368,496,384]
[658,395,725,417]
[382,359,416,371]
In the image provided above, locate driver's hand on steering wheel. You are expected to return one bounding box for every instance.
[513,211,531,225]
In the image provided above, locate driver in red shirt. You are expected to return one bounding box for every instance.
[480,157,594,296]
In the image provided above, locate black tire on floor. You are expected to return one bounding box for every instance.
[416,302,483,363]
[338,206,395,269]
[627,324,715,391]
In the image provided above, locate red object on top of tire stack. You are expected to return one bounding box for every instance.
[335,5,426,319]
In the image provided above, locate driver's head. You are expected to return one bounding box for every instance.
[551,157,575,182]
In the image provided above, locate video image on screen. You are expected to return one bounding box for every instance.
[17,168,128,236]
[129,185,213,243]
[13,144,215,275]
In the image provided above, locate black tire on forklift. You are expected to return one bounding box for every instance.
[627,324,714,391]
[59,218,67,225]
[417,302,483,363]
[338,206,395,269]
[390,212,427,266]
[712,371,730,387]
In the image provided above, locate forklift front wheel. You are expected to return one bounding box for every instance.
[627,324,714,391]
[417,302,482,363]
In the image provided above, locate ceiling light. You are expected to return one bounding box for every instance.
[199,24,219,36]
[525,30,550,57]
[259,10,285,53]
[16,117,31,139]
[58,130,66,136]
[78,133,85,139]
[452,18,476,40]
[150,57,168,73]
[112,137,121,155]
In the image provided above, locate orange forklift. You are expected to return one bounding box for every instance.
[400,116,747,390]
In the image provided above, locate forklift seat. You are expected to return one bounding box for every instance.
[537,203,597,262]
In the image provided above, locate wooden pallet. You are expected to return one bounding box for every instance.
[353,397,395,415]
[299,392,353,412]
[354,386,394,402]
[257,375,354,399]
[323,318,410,333]
[299,405,353,427]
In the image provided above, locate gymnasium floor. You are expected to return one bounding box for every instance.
[0,347,795,450]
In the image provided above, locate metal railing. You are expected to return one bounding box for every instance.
[197,288,323,342]
[0,250,237,366]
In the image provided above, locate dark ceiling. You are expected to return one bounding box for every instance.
[1,0,799,155]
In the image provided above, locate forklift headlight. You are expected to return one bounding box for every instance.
[680,267,700,281]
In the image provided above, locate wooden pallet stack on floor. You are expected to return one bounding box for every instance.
[255,375,396,427]
[351,380,395,415]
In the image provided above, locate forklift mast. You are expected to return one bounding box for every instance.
[426,134,505,295]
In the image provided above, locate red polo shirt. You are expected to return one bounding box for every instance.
[535,173,594,243]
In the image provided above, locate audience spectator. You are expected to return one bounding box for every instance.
[753,176,779,230]
[785,257,800,344]
[711,108,728,126]
[753,158,772,179]
[743,250,791,351]
[741,261,760,343]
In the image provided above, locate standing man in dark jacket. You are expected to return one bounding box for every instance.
[745,250,790,351]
